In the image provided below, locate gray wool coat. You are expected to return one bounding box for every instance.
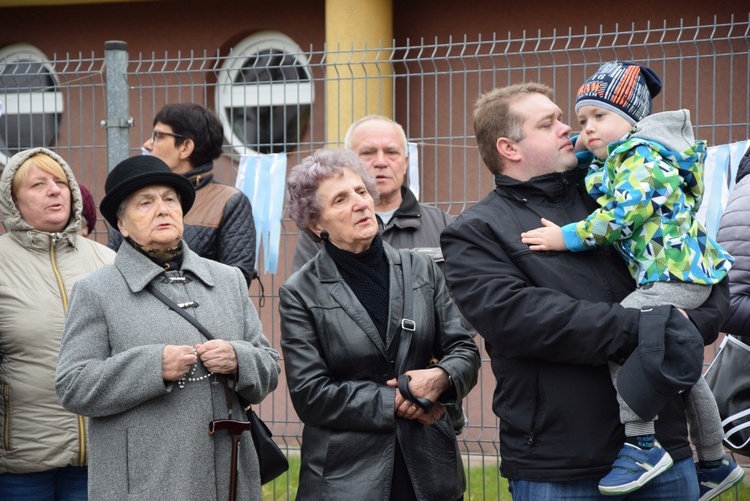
[55,241,280,501]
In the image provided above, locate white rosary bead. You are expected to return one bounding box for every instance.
[178,346,213,388]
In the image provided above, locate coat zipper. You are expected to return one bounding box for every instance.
[527,374,542,446]
[50,235,86,465]
[2,384,10,451]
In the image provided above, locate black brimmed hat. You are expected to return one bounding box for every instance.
[100,155,195,231]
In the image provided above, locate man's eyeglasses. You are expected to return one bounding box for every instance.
[149,130,186,143]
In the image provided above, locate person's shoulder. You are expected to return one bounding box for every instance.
[442,192,505,237]
[0,232,16,249]
[190,248,242,276]
[455,190,502,218]
[281,258,319,296]
[0,233,30,269]
[722,173,750,215]
[77,237,117,260]
[201,182,252,215]
[74,260,119,292]
[418,202,454,223]
[195,181,242,206]
[393,246,440,288]
[182,250,248,293]
[204,180,242,194]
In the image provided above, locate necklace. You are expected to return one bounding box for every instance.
[178,347,213,389]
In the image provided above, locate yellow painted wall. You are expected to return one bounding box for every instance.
[325,0,393,146]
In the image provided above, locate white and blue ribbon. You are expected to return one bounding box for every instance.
[700,144,730,239]
[407,142,420,200]
[236,153,287,274]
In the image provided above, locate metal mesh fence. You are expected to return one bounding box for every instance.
[1,14,749,500]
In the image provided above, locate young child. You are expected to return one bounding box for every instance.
[521,61,743,499]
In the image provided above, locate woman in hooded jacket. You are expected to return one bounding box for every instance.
[0,147,115,499]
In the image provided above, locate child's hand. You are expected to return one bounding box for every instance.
[521,218,567,251]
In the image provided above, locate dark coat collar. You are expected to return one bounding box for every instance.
[493,166,586,204]
[184,161,215,190]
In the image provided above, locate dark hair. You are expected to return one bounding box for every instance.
[153,103,224,168]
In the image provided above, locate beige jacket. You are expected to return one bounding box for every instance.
[0,147,115,473]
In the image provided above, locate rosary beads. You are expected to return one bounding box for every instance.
[178,347,213,389]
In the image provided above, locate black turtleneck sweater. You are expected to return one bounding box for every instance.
[325,235,390,341]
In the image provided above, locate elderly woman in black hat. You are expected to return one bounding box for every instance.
[55,155,280,501]
[279,148,480,501]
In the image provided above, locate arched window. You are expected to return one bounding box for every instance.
[215,32,313,156]
[0,44,63,166]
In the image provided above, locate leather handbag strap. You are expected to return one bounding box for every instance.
[146,283,215,341]
[395,250,433,412]
[395,249,414,376]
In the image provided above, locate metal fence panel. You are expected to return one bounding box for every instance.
[1,14,748,500]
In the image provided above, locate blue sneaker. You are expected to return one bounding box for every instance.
[598,440,673,496]
[698,456,745,501]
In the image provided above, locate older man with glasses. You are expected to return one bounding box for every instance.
[107,102,257,287]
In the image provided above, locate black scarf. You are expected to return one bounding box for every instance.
[126,237,184,271]
[325,234,390,341]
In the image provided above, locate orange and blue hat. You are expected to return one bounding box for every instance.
[575,60,662,125]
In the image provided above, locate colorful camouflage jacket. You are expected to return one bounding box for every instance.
[561,110,733,286]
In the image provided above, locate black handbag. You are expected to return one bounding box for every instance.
[246,405,289,485]
[704,334,750,455]
[147,284,289,485]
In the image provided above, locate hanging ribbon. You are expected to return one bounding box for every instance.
[699,144,730,239]
[236,153,287,274]
[407,142,420,200]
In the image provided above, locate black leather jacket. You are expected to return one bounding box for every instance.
[279,243,480,500]
[441,167,728,481]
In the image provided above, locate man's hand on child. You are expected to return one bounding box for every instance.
[521,218,567,251]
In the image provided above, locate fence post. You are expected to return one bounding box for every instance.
[103,40,132,173]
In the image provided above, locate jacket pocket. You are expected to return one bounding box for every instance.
[1,383,11,451]
[527,372,544,446]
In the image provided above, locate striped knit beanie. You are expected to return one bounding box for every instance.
[575,61,662,125]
